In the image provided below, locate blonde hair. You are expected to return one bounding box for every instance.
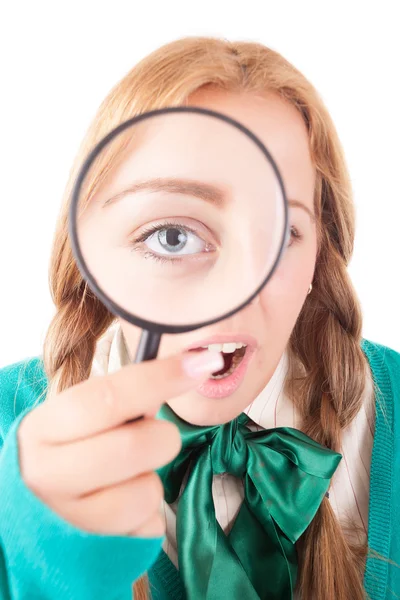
[44,36,380,599]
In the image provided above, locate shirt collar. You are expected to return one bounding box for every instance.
[243,350,290,430]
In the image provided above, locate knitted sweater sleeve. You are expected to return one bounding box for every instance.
[0,359,163,599]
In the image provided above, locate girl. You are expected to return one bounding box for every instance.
[0,37,399,600]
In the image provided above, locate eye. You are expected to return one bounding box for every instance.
[288,225,302,247]
[145,225,206,256]
[131,221,216,261]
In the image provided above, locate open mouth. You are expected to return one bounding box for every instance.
[189,343,247,379]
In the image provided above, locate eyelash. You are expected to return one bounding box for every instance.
[134,221,198,243]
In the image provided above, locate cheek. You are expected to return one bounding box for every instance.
[259,240,317,327]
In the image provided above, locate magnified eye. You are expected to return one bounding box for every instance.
[145,226,206,256]
[131,221,216,261]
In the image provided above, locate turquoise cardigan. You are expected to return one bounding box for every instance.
[0,339,399,599]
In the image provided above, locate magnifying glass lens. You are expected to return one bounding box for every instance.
[73,109,287,329]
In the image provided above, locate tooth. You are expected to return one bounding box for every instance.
[208,343,223,352]
[222,342,237,353]
[235,343,243,349]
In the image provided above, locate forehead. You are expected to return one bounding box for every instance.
[188,88,316,211]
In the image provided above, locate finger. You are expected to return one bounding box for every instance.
[129,510,166,538]
[35,419,181,497]
[59,472,165,536]
[25,350,223,443]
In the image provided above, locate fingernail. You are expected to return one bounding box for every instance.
[182,351,224,379]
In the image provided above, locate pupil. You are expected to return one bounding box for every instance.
[166,228,182,247]
[159,228,187,252]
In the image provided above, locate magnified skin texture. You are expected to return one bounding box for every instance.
[119,89,317,426]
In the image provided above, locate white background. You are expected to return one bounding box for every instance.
[0,1,399,367]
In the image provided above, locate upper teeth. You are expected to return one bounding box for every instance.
[201,342,246,353]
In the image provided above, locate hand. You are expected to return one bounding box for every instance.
[18,350,223,537]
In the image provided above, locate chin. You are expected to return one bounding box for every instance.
[167,390,252,427]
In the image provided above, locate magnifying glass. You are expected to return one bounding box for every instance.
[69,106,289,363]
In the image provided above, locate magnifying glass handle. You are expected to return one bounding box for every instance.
[126,330,162,424]
[134,329,162,363]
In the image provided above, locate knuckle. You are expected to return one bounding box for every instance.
[143,421,182,471]
[17,427,43,494]
[18,410,38,444]
[20,452,47,495]
[124,420,182,471]
[159,421,182,458]
[144,472,164,508]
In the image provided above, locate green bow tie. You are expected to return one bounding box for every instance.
[157,405,342,600]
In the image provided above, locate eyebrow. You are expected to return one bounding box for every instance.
[102,177,226,207]
[102,176,315,221]
[288,199,316,223]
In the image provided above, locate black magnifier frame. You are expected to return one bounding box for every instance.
[69,106,289,361]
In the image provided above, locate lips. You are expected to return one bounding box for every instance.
[187,335,257,399]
